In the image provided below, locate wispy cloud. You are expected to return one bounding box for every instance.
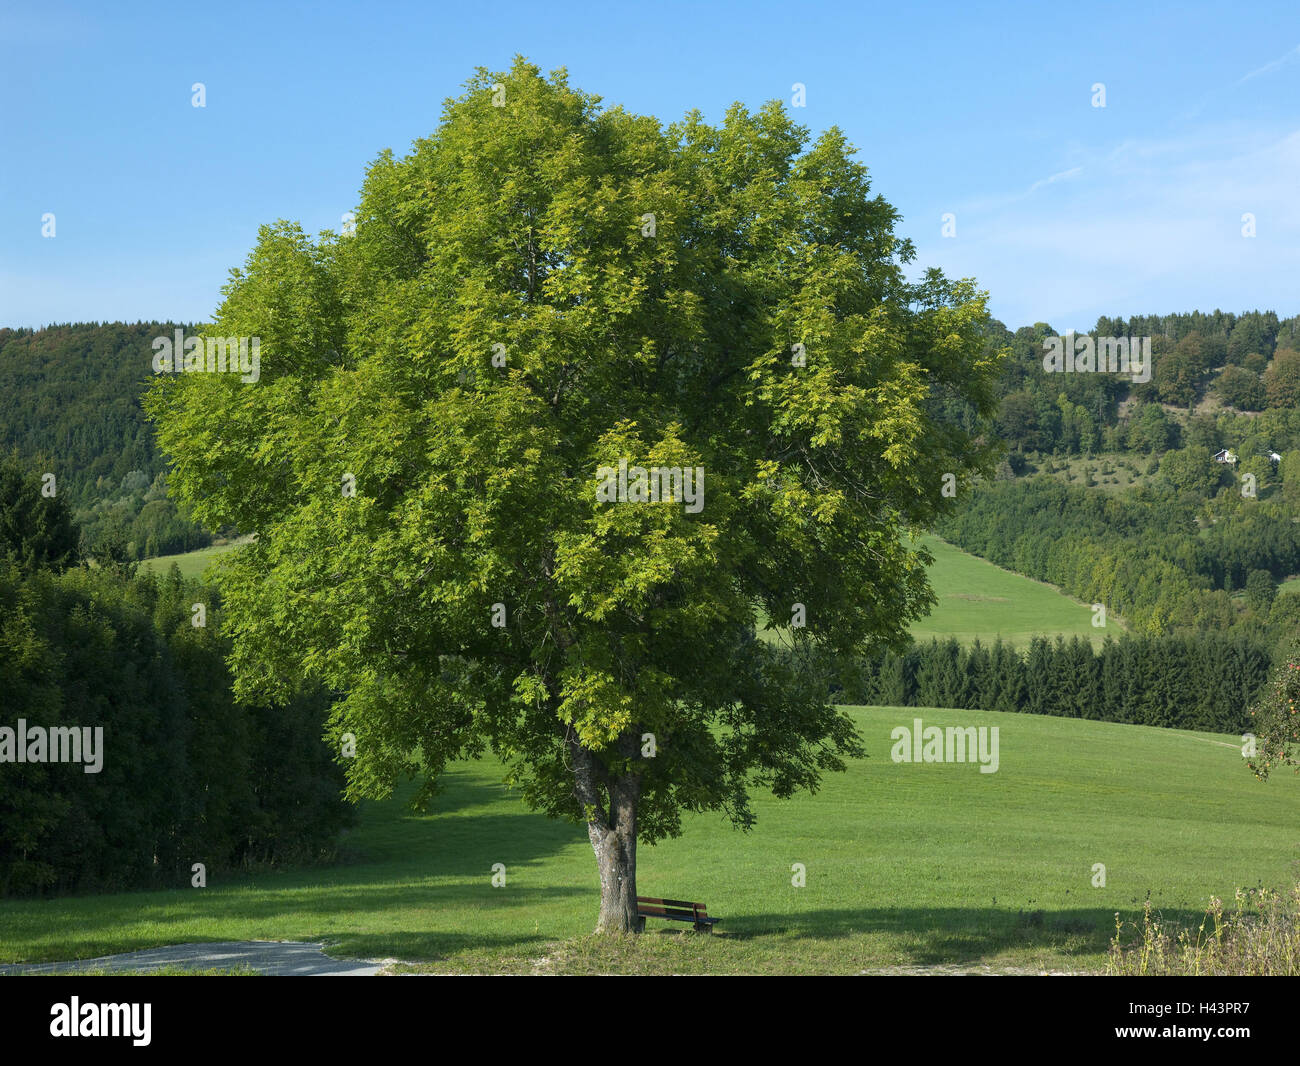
[914,125,1300,330]
[1027,166,1082,194]
[1238,44,1300,84]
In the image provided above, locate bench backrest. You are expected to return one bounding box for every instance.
[636,896,709,921]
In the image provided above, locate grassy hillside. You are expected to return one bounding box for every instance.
[1,705,1293,974]
[909,535,1118,648]
[138,536,249,581]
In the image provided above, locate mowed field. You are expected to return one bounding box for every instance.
[909,535,1114,648]
[138,538,248,581]
[2,706,1295,975]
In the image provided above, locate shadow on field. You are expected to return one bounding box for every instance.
[340,810,586,878]
[328,930,555,963]
[0,771,592,965]
[0,883,590,965]
[6,767,1217,970]
[715,905,1208,965]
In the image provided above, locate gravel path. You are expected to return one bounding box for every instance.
[0,941,385,976]
[0,944,1093,976]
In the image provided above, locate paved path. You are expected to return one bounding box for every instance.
[0,941,385,976]
[1,945,1090,976]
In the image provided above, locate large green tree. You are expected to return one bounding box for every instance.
[147,59,1001,932]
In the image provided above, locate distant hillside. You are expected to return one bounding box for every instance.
[0,322,210,558]
[986,308,1300,458]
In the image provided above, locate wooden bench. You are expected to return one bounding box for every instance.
[635,896,719,933]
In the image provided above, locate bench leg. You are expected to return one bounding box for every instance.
[637,916,646,933]
[693,921,712,934]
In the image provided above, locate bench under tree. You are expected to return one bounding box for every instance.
[635,896,720,932]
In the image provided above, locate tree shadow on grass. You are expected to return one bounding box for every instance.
[0,771,593,965]
[327,929,555,965]
[2,883,590,965]
[334,773,586,872]
[714,904,1206,966]
[333,810,587,879]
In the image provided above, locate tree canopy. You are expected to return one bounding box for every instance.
[146,58,1002,930]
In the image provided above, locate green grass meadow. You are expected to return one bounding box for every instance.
[137,537,247,582]
[3,706,1296,974]
[754,535,1105,651]
[908,536,1113,648]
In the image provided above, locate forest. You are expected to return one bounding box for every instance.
[0,323,211,561]
[0,455,349,897]
[938,478,1300,643]
[987,309,1300,457]
[841,632,1270,734]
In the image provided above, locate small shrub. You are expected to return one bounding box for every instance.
[1108,886,1300,975]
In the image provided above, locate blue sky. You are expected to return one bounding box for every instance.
[2,0,1298,332]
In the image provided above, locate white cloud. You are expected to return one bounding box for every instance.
[1238,44,1300,84]
[1026,166,1083,195]
[913,124,1300,330]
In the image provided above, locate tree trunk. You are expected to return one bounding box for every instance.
[570,735,642,934]
[589,775,639,933]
